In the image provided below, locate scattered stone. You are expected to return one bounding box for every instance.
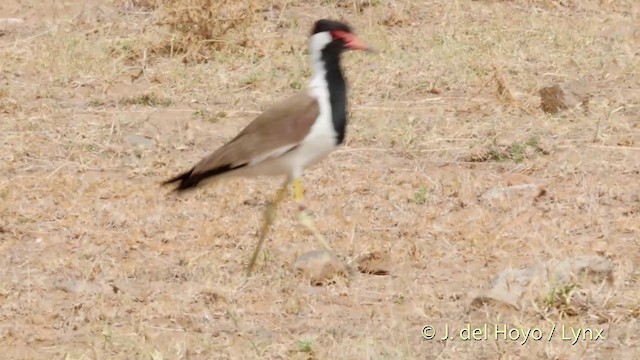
[128,68,144,82]
[463,146,492,162]
[382,11,411,27]
[53,280,111,295]
[539,81,591,114]
[53,279,151,301]
[616,135,635,147]
[0,18,25,25]
[353,251,392,275]
[480,182,546,208]
[471,255,614,311]
[124,134,155,148]
[195,290,227,305]
[293,250,348,286]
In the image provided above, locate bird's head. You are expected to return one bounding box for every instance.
[309,19,372,55]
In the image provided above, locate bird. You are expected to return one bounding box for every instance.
[162,19,372,276]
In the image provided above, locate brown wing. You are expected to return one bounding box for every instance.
[163,91,319,191]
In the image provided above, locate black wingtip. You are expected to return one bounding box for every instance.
[161,168,198,193]
[162,164,239,193]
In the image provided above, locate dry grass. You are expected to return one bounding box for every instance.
[153,0,261,61]
[110,0,286,62]
[1,0,639,359]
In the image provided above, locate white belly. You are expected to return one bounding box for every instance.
[223,81,338,181]
[223,132,337,181]
[286,132,338,176]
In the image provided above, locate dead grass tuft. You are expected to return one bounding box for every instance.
[464,137,550,163]
[112,0,162,11]
[118,93,173,107]
[493,64,517,106]
[109,0,268,62]
[155,0,261,62]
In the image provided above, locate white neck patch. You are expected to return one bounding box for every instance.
[309,31,332,55]
[305,31,335,147]
[308,31,332,84]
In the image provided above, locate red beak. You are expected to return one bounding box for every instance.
[345,34,370,51]
[331,30,374,52]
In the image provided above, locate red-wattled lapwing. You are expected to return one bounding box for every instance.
[162,19,372,276]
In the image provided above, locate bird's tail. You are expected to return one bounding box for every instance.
[161,167,197,192]
[162,164,236,192]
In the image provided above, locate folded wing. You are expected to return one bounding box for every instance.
[163,91,320,191]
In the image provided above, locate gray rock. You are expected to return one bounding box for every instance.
[124,134,155,148]
[292,250,348,286]
[539,81,591,114]
[472,255,614,311]
[480,183,546,208]
[353,251,392,275]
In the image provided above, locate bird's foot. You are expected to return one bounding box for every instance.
[296,208,333,252]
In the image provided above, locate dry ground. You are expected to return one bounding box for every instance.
[1,0,639,359]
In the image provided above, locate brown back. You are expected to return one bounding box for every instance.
[191,91,320,175]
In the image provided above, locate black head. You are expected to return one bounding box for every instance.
[311,19,354,35]
[309,19,370,52]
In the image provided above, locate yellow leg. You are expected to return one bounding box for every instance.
[246,179,289,276]
[293,178,333,251]
[293,177,304,203]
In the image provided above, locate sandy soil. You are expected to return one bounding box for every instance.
[0,0,638,359]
